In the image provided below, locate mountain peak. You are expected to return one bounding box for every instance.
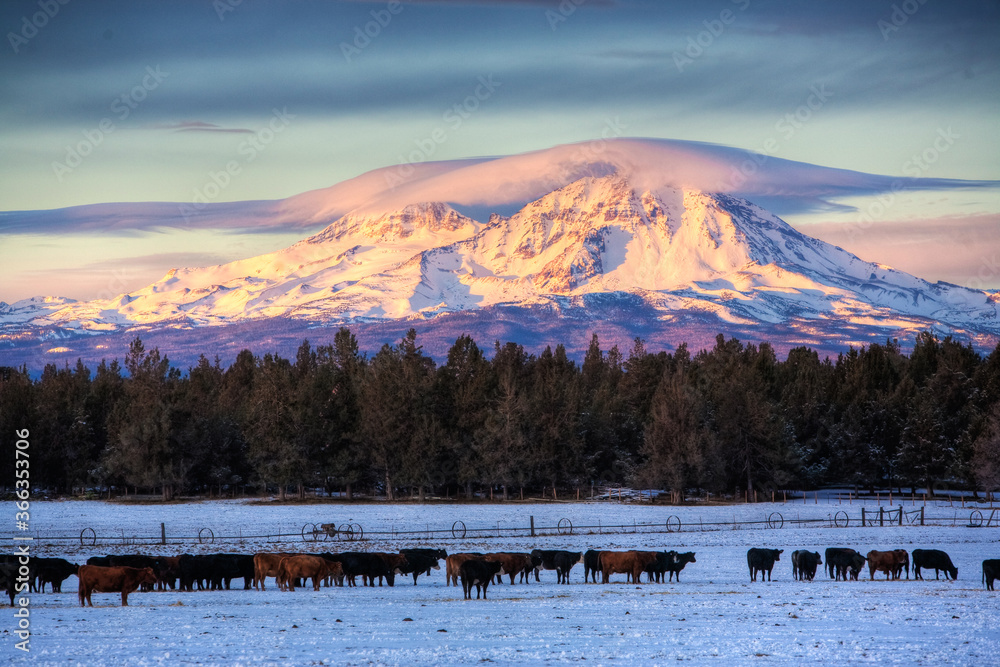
[3,144,998,359]
[308,201,480,244]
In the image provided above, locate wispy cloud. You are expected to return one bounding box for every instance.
[801,213,1000,289]
[151,121,254,134]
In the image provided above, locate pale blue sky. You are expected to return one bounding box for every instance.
[1,0,998,301]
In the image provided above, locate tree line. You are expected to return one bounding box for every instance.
[2,329,999,501]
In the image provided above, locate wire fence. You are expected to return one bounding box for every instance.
[8,507,997,549]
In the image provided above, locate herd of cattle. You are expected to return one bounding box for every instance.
[1,547,998,606]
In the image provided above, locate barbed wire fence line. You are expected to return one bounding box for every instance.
[8,507,997,550]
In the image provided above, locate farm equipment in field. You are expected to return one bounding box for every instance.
[301,522,364,541]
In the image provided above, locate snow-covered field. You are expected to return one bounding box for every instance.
[8,499,1000,666]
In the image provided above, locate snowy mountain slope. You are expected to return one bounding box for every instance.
[6,203,481,329]
[2,140,999,363]
[306,174,998,335]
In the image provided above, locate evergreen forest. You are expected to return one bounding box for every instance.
[2,329,999,502]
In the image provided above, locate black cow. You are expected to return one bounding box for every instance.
[33,558,79,592]
[397,553,441,585]
[108,555,158,569]
[983,559,1000,591]
[665,552,697,582]
[531,549,583,584]
[643,551,679,583]
[584,550,603,584]
[0,562,17,606]
[847,553,866,580]
[747,548,783,582]
[526,552,543,583]
[178,554,212,591]
[324,552,403,587]
[4,555,35,593]
[400,548,447,565]
[912,549,958,580]
[825,548,864,581]
[85,556,112,567]
[207,554,254,590]
[553,551,584,584]
[460,559,504,600]
[791,551,822,581]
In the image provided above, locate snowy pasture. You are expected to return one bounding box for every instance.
[7,499,1000,666]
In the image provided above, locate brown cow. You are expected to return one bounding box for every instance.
[446,553,485,587]
[277,556,343,591]
[483,553,535,585]
[253,552,300,590]
[78,565,157,607]
[156,556,182,591]
[600,551,659,584]
[867,550,905,580]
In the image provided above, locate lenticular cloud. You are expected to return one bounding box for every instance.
[279,137,1000,226]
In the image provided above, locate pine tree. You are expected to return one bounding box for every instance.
[245,352,305,500]
[641,362,708,499]
[104,338,186,500]
[438,335,495,498]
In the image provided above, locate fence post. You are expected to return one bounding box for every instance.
[920,506,924,526]
[530,515,535,537]
[160,522,166,545]
[879,506,884,527]
[862,507,866,526]
[898,507,903,526]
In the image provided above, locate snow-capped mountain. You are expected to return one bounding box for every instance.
[2,140,998,366]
